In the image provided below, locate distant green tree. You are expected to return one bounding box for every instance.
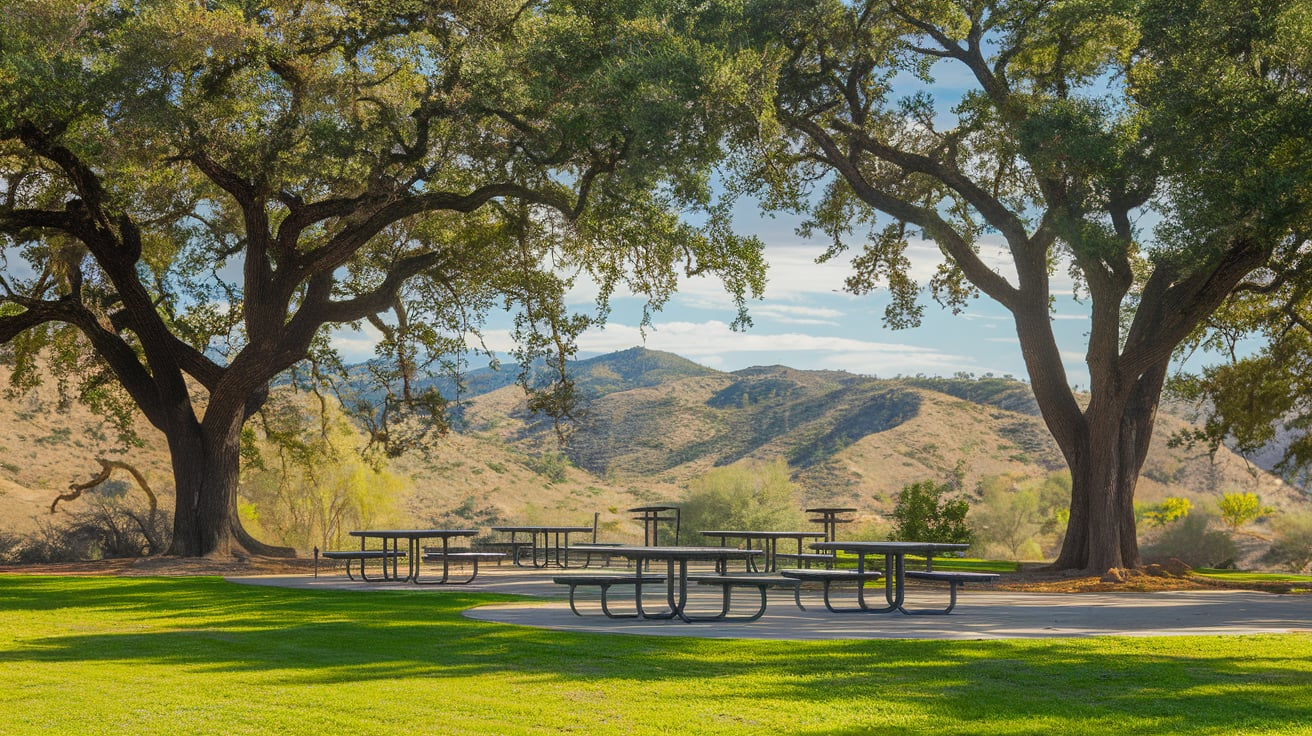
[890,480,972,545]
[680,459,805,534]
[1138,497,1193,528]
[971,474,1073,560]
[973,481,1042,560]
[241,392,405,553]
[1217,492,1275,531]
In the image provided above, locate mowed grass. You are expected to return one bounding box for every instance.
[1,577,1310,735]
[1194,568,1312,584]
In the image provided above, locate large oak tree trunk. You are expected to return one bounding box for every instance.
[1050,365,1166,572]
[165,410,294,558]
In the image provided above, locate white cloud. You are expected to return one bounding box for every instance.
[570,320,1000,376]
[328,323,385,363]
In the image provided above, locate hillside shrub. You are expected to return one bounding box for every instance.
[1143,511,1237,568]
[0,529,22,563]
[528,451,571,484]
[1261,511,1312,573]
[679,459,805,534]
[890,480,972,544]
[1137,496,1193,527]
[972,476,1056,560]
[1218,492,1275,530]
[11,496,171,563]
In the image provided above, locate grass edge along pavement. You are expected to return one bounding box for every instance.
[1,575,1310,735]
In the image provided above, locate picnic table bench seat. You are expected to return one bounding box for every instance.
[566,542,627,568]
[552,574,667,618]
[419,550,506,584]
[778,568,885,613]
[771,551,837,568]
[900,570,1000,615]
[470,540,532,564]
[320,549,406,581]
[686,574,806,621]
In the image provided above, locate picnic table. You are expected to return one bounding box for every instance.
[795,540,972,613]
[603,545,770,622]
[347,529,490,585]
[628,505,680,546]
[699,530,827,572]
[490,525,594,568]
[805,507,858,542]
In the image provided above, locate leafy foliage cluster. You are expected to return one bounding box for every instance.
[890,480,973,545]
[1137,496,1193,528]
[1217,491,1275,531]
[679,458,806,534]
[240,391,406,553]
[971,472,1070,560]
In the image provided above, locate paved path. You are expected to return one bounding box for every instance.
[229,567,1312,641]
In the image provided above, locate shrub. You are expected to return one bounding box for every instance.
[12,496,172,563]
[680,459,805,534]
[528,451,571,484]
[890,480,972,544]
[1143,511,1237,568]
[1261,511,1312,573]
[1218,492,1274,530]
[1137,496,1193,527]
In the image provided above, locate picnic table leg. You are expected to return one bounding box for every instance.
[598,582,640,618]
[681,583,770,623]
[853,552,897,614]
[634,558,680,620]
[413,536,452,584]
[509,531,525,567]
[673,559,697,623]
[889,552,907,610]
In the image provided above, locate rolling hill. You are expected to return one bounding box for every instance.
[1,347,1307,551]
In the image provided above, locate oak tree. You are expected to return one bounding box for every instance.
[0,0,764,556]
[730,0,1310,570]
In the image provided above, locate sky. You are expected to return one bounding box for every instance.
[326,60,1121,389]
[331,200,1104,389]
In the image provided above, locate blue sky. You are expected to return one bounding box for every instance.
[327,60,1121,388]
[332,200,1103,389]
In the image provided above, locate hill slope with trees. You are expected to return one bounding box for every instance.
[1,348,1306,561]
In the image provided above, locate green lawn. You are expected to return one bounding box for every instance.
[1194,568,1312,585]
[1,576,1309,735]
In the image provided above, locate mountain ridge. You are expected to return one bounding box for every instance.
[1,348,1306,549]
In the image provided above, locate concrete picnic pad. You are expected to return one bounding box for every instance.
[228,566,1312,641]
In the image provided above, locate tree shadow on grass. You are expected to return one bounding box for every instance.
[1,576,1309,733]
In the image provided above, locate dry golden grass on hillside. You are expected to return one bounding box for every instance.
[2,359,1308,558]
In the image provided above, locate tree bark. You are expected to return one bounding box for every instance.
[165,406,295,558]
[1047,364,1166,572]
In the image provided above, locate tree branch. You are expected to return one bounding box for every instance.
[786,115,1022,307]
